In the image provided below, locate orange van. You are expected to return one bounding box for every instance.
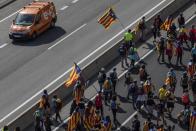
[9,1,57,40]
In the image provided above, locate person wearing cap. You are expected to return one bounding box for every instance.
[97,68,106,92]
[109,68,118,93]
[180,71,189,92]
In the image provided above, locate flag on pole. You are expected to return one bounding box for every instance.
[65,63,81,88]
[160,16,173,31]
[98,8,117,29]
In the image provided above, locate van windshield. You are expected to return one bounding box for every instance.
[15,13,35,26]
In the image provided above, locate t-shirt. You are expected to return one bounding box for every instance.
[159,88,167,100]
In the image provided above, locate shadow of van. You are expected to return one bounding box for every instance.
[12,26,66,46]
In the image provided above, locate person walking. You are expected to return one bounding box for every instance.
[189,25,196,48]
[51,95,62,122]
[190,73,196,103]
[128,46,139,67]
[189,107,196,131]
[157,36,165,63]
[175,41,183,65]
[119,42,129,68]
[177,13,185,28]
[124,71,133,88]
[166,39,174,65]
[109,68,118,92]
[70,99,77,116]
[2,126,8,131]
[132,115,140,131]
[180,71,189,92]
[103,77,113,105]
[44,116,52,131]
[97,68,106,92]
[187,59,195,78]
[137,17,146,41]
[139,64,148,82]
[124,29,134,47]
[110,95,118,123]
[153,15,163,37]
[95,91,104,117]
[165,90,175,118]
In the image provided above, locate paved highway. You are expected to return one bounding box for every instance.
[0,0,174,125]
[45,5,195,131]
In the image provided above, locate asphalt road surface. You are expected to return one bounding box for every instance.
[0,0,175,124]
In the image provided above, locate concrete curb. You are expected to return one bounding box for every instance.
[2,0,192,130]
[0,0,16,9]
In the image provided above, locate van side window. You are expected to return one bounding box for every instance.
[35,14,41,23]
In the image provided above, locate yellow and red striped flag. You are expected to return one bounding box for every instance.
[65,63,81,88]
[98,8,117,29]
[190,112,196,131]
[67,111,80,131]
[160,16,173,31]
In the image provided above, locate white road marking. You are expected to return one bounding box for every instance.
[48,23,86,50]
[0,0,168,124]
[51,3,196,131]
[60,5,69,11]
[72,0,78,3]
[0,9,21,23]
[0,43,8,48]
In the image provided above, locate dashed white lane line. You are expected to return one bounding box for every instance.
[48,23,87,50]
[0,10,21,23]
[72,0,79,3]
[60,5,69,11]
[0,43,8,48]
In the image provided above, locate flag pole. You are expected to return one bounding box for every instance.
[117,17,126,32]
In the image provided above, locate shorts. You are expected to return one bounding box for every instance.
[167,102,174,108]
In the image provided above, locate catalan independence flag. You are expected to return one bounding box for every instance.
[65,63,81,88]
[190,112,196,131]
[98,8,117,29]
[160,16,173,31]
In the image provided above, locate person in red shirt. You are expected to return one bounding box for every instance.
[175,42,183,65]
[189,25,196,48]
[95,91,104,117]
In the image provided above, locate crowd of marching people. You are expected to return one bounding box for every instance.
[2,8,196,131]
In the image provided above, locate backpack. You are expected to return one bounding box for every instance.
[34,110,41,120]
[182,94,189,104]
[98,72,106,83]
[183,109,190,122]
[111,101,117,110]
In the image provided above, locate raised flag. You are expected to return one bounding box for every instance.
[67,111,80,131]
[65,63,81,88]
[160,16,173,31]
[190,112,196,131]
[98,8,117,29]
